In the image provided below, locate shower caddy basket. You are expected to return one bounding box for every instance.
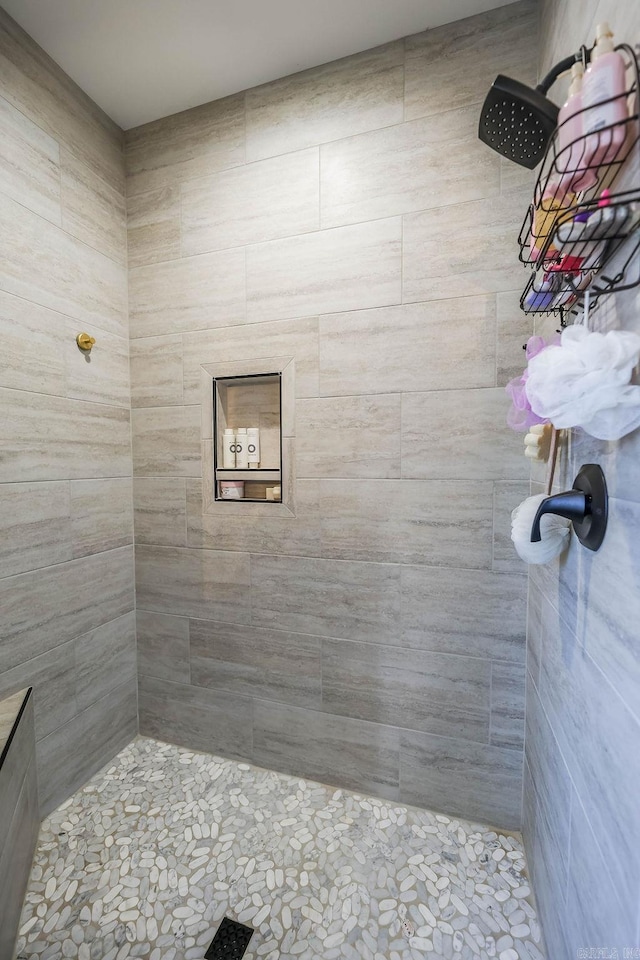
[518,43,640,320]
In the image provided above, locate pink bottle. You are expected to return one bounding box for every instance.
[581,23,628,171]
[556,62,596,193]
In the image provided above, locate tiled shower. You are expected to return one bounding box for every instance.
[0,0,639,957]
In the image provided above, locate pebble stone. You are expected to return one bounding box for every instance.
[15,737,545,960]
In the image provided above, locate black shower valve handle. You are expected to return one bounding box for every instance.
[530,463,608,552]
[530,489,588,542]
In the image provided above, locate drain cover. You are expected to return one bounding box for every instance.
[204,917,255,959]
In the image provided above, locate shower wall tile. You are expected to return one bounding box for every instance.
[0,91,60,222]
[186,478,321,557]
[252,700,400,801]
[130,335,184,408]
[0,192,127,338]
[0,7,134,816]
[138,675,253,762]
[319,479,493,568]
[60,146,127,264]
[0,754,38,960]
[182,316,319,403]
[0,481,71,578]
[319,298,496,397]
[401,388,528,481]
[400,730,523,828]
[296,395,401,479]
[70,478,133,557]
[245,218,402,323]
[320,106,500,228]
[64,326,130,407]
[245,42,404,161]
[125,93,245,197]
[190,619,322,710]
[125,2,535,824]
[322,638,491,742]
[489,660,525,751]
[37,678,137,817]
[0,546,134,673]
[404,0,537,121]
[126,184,181,267]
[135,544,251,623]
[249,554,401,644]
[0,388,131,483]
[182,147,320,255]
[400,565,526,662]
[136,610,191,683]
[402,191,528,304]
[74,612,137,711]
[133,477,187,546]
[132,405,201,477]
[129,246,246,338]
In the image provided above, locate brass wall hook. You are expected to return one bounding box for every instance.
[76,333,96,352]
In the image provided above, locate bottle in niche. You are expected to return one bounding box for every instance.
[222,428,236,469]
[247,427,260,469]
[235,427,248,468]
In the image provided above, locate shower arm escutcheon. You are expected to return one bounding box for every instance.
[530,463,608,551]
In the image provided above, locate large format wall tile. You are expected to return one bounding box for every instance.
[0,481,71,578]
[64,325,130,408]
[136,545,251,623]
[403,191,527,303]
[127,184,181,268]
[0,546,134,673]
[0,192,127,338]
[61,146,127,264]
[490,660,525,751]
[0,291,66,396]
[74,613,137,712]
[132,405,201,477]
[404,0,537,121]
[400,565,526,661]
[400,730,523,828]
[133,477,187,546]
[319,479,494,568]
[245,42,404,161]
[245,218,402,323]
[322,638,491,742]
[138,675,253,762]
[401,388,528,481]
[137,610,190,683]
[130,335,184,408]
[0,91,60,222]
[296,395,401,479]
[0,642,76,740]
[182,148,320,255]
[319,298,496,397]
[125,93,245,197]
[70,478,133,557]
[320,106,500,228]
[129,247,246,338]
[250,554,401,644]
[0,388,131,482]
[253,700,400,801]
[36,678,137,816]
[190,619,322,710]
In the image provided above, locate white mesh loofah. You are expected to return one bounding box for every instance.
[525,325,640,441]
[511,494,571,564]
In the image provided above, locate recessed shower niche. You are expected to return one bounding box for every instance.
[200,357,295,516]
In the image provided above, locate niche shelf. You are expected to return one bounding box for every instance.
[517,42,640,319]
[213,372,282,502]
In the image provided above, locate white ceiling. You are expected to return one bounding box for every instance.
[2,0,518,129]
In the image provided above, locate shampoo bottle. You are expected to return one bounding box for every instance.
[222,428,236,469]
[247,427,260,469]
[235,427,248,468]
[581,23,628,169]
[556,62,596,192]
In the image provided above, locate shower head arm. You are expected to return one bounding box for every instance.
[536,46,591,95]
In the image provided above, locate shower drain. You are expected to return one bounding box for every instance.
[204,917,255,959]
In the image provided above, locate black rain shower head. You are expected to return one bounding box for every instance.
[478,49,590,168]
[478,75,559,168]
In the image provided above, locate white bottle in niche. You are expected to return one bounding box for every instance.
[235,427,248,468]
[222,428,236,469]
[247,427,260,469]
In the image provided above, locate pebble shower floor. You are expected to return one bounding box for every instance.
[15,737,545,960]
